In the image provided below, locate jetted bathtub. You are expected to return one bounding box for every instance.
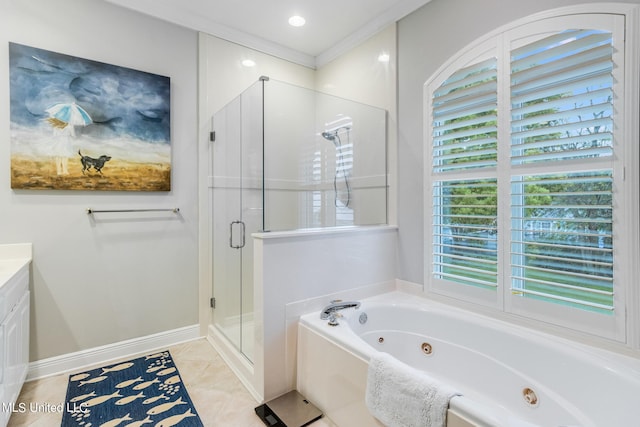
[296,291,640,427]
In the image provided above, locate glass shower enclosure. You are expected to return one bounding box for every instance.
[209,77,387,362]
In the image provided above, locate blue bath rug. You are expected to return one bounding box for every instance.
[61,350,203,427]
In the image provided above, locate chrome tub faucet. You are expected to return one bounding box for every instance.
[320,300,361,321]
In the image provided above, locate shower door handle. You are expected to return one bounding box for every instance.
[229,220,246,249]
[239,221,246,248]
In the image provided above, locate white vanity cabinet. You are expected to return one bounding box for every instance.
[0,244,31,427]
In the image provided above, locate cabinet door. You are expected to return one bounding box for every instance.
[0,323,5,427]
[18,293,29,379]
[3,292,29,408]
[4,305,19,390]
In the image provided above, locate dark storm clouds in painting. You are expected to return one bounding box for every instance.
[9,42,171,191]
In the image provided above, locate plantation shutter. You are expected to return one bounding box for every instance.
[431,58,499,288]
[509,29,614,313]
[432,57,498,172]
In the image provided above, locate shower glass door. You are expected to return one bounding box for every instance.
[210,81,263,363]
[210,77,387,364]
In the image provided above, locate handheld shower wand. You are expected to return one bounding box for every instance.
[321,127,352,208]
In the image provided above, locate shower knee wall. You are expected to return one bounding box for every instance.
[211,225,398,401]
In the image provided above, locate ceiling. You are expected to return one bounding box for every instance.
[103,0,431,68]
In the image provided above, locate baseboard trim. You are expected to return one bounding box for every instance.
[27,325,201,381]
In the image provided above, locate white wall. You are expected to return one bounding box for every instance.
[396,0,640,284]
[0,0,199,361]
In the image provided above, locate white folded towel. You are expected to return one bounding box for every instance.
[365,351,461,427]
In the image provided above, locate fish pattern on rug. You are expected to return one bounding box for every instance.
[61,350,204,427]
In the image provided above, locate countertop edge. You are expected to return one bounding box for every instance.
[0,243,33,261]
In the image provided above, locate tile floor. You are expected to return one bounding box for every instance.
[8,338,336,426]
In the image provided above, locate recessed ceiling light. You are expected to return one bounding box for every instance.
[378,53,390,63]
[242,59,256,67]
[288,15,306,27]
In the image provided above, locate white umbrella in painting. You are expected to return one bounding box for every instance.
[45,102,92,129]
[45,102,92,175]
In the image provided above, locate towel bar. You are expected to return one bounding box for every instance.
[86,208,180,214]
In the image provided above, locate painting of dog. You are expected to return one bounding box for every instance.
[79,150,111,175]
[9,42,171,191]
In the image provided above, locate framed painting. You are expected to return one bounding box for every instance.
[9,42,171,191]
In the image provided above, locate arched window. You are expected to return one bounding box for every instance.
[424,8,638,342]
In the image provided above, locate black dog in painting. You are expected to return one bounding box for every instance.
[78,150,112,175]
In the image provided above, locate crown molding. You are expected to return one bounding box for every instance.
[104,0,431,69]
[316,0,431,67]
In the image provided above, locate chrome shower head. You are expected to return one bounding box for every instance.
[321,131,336,141]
